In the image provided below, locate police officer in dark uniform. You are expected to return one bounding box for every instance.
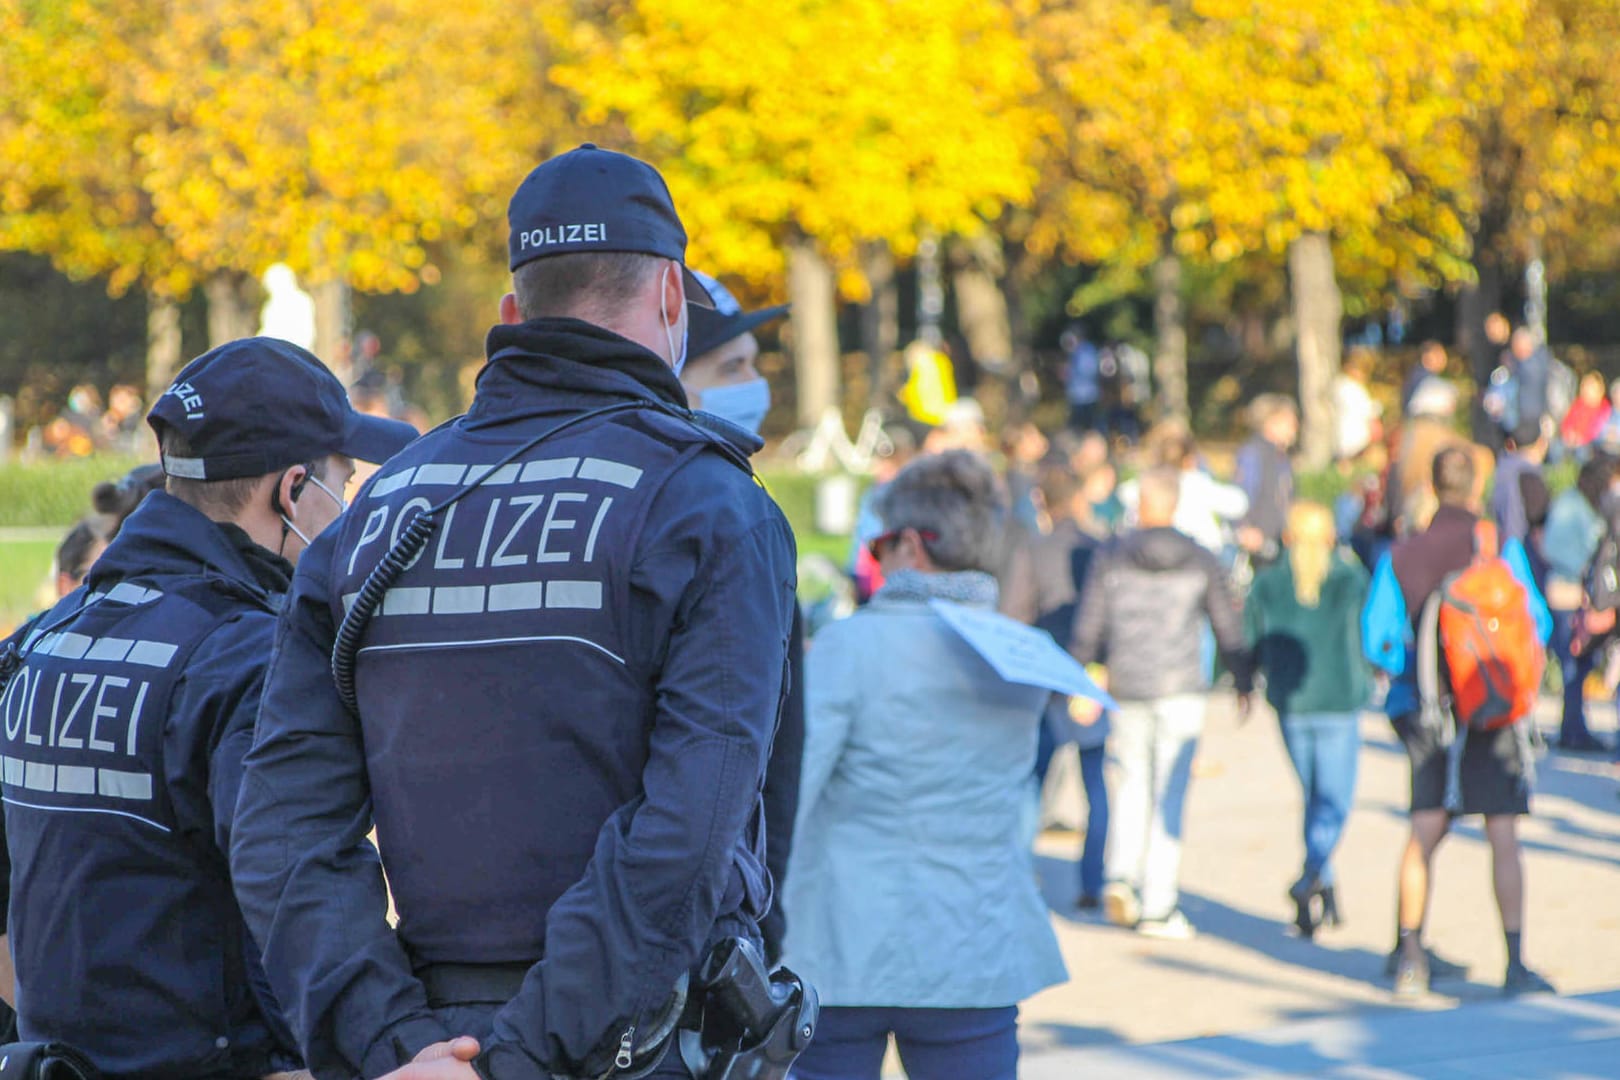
[0,339,416,1079]
[676,272,802,967]
[230,146,801,1079]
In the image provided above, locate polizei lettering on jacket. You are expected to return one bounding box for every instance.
[343,457,642,623]
[518,223,607,251]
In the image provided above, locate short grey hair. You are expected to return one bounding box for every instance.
[875,450,1007,573]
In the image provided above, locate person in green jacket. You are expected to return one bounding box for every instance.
[1244,501,1371,938]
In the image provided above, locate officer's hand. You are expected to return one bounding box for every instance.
[375,1061,481,1080]
[413,1038,481,1064]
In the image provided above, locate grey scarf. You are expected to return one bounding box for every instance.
[874,568,999,607]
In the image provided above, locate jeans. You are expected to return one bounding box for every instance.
[1078,745,1109,898]
[1034,728,1110,899]
[1278,712,1360,886]
[792,1006,1019,1080]
[1105,694,1206,920]
[1551,608,1596,744]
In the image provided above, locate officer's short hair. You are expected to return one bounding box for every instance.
[161,432,328,516]
[513,251,665,323]
[876,450,1007,574]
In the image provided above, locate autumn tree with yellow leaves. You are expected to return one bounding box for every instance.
[0,0,540,392]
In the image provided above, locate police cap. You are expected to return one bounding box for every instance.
[148,336,419,481]
[507,143,714,307]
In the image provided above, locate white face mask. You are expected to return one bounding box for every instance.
[280,473,345,549]
[661,262,690,376]
[700,377,771,435]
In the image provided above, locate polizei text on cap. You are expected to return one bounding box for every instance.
[519,223,608,250]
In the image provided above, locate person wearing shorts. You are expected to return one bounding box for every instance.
[1363,447,1556,998]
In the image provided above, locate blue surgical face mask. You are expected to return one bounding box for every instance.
[700,377,771,434]
[662,262,690,375]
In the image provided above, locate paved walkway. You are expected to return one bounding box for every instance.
[1015,692,1620,1075]
[1022,990,1620,1078]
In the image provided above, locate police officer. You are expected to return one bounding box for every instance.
[230,146,799,1079]
[676,273,801,966]
[0,338,416,1078]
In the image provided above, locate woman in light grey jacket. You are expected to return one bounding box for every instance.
[783,451,1068,1080]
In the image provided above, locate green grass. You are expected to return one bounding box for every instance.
[0,538,57,634]
[0,455,144,527]
[759,468,864,568]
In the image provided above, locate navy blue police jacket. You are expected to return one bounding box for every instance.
[0,492,300,1079]
[230,318,799,1080]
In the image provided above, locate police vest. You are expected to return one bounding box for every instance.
[330,405,763,966]
[0,578,276,1077]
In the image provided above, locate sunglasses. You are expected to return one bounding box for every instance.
[868,528,940,561]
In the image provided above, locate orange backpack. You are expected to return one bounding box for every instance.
[1420,522,1544,732]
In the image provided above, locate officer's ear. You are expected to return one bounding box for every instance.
[272,465,310,519]
[499,292,522,326]
[660,260,685,328]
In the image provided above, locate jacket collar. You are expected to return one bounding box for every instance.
[467,317,763,457]
[87,491,289,608]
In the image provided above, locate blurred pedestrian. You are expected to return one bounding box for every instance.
[1507,327,1551,436]
[848,425,919,603]
[1543,456,1617,753]
[1029,458,1110,910]
[899,339,957,431]
[1491,419,1550,548]
[1362,447,1555,997]
[1560,372,1611,455]
[1072,468,1254,939]
[1235,394,1298,565]
[1002,421,1051,532]
[1121,429,1249,556]
[1334,348,1384,465]
[785,450,1067,1080]
[1391,378,1492,536]
[1061,325,1101,434]
[1244,502,1370,938]
[50,518,107,598]
[1402,341,1449,417]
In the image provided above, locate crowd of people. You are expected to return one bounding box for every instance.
[0,142,1606,1080]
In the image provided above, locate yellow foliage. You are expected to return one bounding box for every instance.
[0,0,549,297]
[549,0,1042,295]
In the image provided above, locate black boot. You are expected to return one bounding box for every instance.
[1319,884,1342,929]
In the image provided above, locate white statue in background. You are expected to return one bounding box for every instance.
[258,263,316,351]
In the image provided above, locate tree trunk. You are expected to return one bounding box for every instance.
[312,278,352,383]
[204,271,258,348]
[145,293,183,407]
[788,239,841,429]
[1000,230,1038,423]
[859,242,898,411]
[1288,230,1343,471]
[1152,240,1188,421]
[949,232,1012,375]
[1458,243,1507,443]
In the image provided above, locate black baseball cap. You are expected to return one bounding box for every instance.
[507,144,713,307]
[686,270,789,359]
[148,337,419,481]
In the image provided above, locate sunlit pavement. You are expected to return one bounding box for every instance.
[1015,693,1620,1079]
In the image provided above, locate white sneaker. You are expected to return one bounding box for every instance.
[1102,881,1140,928]
[1137,909,1196,940]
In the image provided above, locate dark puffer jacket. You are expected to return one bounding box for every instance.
[1069,526,1254,701]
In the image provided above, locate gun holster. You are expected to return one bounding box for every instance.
[678,938,817,1080]
[0,1043,101,1080]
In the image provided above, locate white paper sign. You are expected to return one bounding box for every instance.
[930,599,1116,708]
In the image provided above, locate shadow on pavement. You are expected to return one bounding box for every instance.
[1021,990,1620,1079]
